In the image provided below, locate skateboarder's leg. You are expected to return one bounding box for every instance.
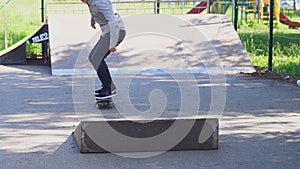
[88,33,110,70]
[88,33,112,92]
[94,61,116,98]
[88,30,126,70]
[89,30,126,97]
[97,59,115,90]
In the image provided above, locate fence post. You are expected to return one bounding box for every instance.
[234,0,238,30]
[207,0,210,13]
[41,0,45,22]
[268,0,274,71]
[156,0,160,14]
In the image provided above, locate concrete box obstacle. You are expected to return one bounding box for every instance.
[73,118,219,153]
[61,14,227,153]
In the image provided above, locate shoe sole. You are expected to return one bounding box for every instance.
[95,90,116,94]
[94,93,117,100]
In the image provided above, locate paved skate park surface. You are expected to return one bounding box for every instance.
[0,65,300,169]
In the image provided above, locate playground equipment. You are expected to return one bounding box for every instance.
[280,12,300,27]
[187,0,230,14]
[188,0,300,28]
[259,0,300,27]
[259,0,280,23]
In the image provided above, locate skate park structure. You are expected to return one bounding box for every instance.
[48,14,254,76]
[1,2,300,164]
[0,24,50,65]
[1,0,299,66]
[1,1,261,153]
[47,12,254,152]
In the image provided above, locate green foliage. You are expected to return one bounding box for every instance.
[0,32,4,49]
[238,20,249,29]
[26,43,42,57]
[246,20,258,28]
[281,9,300,21]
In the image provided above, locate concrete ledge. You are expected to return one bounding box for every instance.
[73,118,219,153]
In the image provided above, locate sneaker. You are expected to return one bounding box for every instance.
[95,88,116,95]
[95,85,116,94]
[94,87,117,99]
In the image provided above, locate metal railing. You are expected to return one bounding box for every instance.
[45,1,89,17]
[45,1,207,17]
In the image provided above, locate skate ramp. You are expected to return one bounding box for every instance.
[0,24,49,65]
[47,14,98,75]
[48,14,242,153]
[48,14,255,76]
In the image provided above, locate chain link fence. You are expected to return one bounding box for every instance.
[45,0,204,17]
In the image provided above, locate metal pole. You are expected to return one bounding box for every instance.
[207,0,210,14]
[268,0,274,71]
[257,0,260,24]
[41,0,45,22]
[234,0,238,30]
[156,0,160,14]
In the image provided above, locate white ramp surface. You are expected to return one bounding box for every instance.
[48,14,100,75]
[48,14,255,76]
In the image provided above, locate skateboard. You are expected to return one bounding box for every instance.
[96,98,112,109]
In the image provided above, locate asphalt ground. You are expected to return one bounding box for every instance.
[0,65,299,169]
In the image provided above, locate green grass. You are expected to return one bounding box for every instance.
[234,5,300,76]
[238,22,300,76]
[0,0,74,50]
[0,0,41,49]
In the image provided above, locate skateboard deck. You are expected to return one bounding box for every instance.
[95,98,112,109]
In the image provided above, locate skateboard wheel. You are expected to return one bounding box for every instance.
[96,101,112,109]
